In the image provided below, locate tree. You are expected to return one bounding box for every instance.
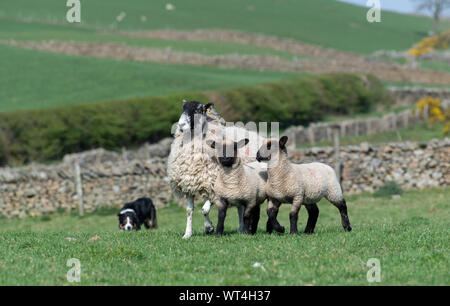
[412,0,450,34]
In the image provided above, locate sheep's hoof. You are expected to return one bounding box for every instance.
[182,233,192,239]
[204,225,214,235]
[290,230,299,235]
[274,225,285,233]
[345,225,352,232]
[304,228,314,234]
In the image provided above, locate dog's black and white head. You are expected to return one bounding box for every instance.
[117,209,138,231]
[177,100,214,133]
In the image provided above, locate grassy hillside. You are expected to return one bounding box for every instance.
[0,44,294,112]
[0,18,299,60]
[1,0,448,54]
[0,188,448,285]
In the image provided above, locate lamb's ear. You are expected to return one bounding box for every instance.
[182,99,187,105]
[204,103,214,113]
[206,139,216,149]
[236,138,249,149]
[279,136,288,148]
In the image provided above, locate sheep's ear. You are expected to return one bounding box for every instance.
[279,136,288,148]
[182,99,187,105]
[236,138,249,149]
[206,139,216,149]
[204,103,214,113]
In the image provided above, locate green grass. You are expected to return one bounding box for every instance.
[299,122,446,148]
[1,0,449,54]
[0,18,300,60]
[0,44,295,112]
[0,188,448,285]
[420,60,450,74]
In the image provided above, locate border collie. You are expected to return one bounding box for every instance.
[117,197,157,231]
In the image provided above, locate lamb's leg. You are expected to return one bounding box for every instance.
[289,200,302,235]
[243,203,255,234]
[237,205,245,233]
[202,200,214,235]
[250,205,261,235]
[331,198,352,232]
[266,199,285,234]
[182,195,195,239]
[304,203,319,234]
[215,198,228,236]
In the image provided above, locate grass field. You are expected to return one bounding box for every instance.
[2,0,449,54]
[0,188,448,285]
[0,44,295,112]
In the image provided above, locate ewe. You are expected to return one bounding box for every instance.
[256,136,352,234]
[206,138,267,235]
[167,100,265,238]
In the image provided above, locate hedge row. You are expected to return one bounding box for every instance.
[0,73,392,166]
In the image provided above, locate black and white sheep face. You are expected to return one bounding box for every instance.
[177,100,214,134]
[256,136,288,162]
[207,139,249,168]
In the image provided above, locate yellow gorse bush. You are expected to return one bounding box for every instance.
[416,96,444,122]
[443,109,450,136]
[409,30,450,56]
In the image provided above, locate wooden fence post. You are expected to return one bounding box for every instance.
[74,162,84,216]
[331,124,341,183]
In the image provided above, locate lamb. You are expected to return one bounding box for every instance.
[206,138,267,235]
[256,136,352,234]
[167,100,265,238]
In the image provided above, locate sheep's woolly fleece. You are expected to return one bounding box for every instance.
[167,110,265,201]
[266,149,343,205]
[214,159,268,208]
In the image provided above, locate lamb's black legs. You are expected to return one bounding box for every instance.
[304,203,319,234]
[216,207,227,235]
[266,199,285,234]
[289,204,301,235]
[336,199,352,232]
[249,205,261,235]
[215,198,228,236]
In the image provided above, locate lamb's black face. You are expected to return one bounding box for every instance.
[207,139,249,168]
[118,212,137,231]
[256,136,288,162]
[177,100,214,133]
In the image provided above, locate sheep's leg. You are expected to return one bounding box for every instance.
[237,205,245,233]
[304,203,319,234]
[250,205,261,235]
[243,204,255,234]
[266,199,285,234]
[331,198,352,232]
[289,201,302,235]
[182,195,195,239]
[215,198,228,236]
[202,200,214,235]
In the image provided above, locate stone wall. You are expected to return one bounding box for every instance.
[389,87,450,107]
[1,138,449,218]
[284,99,449,146]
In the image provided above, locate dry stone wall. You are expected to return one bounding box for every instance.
[1,138,448,218]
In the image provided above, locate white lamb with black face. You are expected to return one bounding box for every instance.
[167,100,265,238]
[206,138,268,235]
[256,136,352,235]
